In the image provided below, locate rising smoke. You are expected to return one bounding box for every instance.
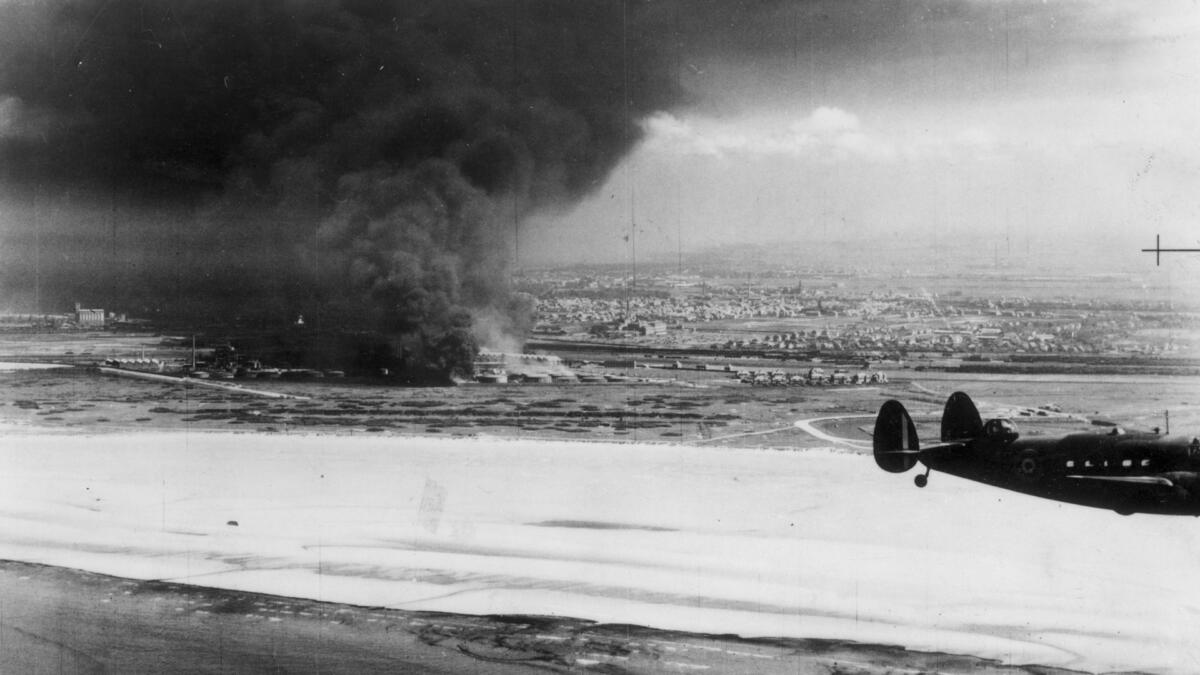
[0,0,689,377]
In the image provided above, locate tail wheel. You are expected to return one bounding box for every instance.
[1015,451,1043,481]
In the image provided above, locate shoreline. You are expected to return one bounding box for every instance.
[0,421,866,457]
[0,558,1096,675]
[0,430,1187,672]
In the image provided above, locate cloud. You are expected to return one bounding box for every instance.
[800,106,861,135]
[641,107,894,160]
[0,96,52,141]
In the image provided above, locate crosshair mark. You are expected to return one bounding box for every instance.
[1143,234,1200,266]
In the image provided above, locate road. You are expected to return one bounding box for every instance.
[793,414,874,448]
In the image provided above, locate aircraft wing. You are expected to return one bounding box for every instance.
[1065,475,1174,487]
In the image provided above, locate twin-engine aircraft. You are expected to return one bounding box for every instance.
[874,392,1200,516]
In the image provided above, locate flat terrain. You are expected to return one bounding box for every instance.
[2,354,1198,674]
[1,559,1091,675]
[2,363,1197,447]
[2,327,1196,445]
[4,430,1200,672]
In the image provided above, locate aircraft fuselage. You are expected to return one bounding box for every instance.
[920,433,1200,515]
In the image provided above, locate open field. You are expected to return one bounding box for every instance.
[1,363,1197,448]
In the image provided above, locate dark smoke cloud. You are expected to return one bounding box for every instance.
[0,0,689,372]
[0,0,682,199]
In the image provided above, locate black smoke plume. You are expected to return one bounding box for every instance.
[0,0,684,377]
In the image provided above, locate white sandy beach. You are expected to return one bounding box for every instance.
[0,362,72,370]
[1,430,1198,673]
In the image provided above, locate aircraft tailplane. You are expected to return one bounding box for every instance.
[941,391,983,442]
[874,400,920,473]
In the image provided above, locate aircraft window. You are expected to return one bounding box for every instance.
[985,419,1019,441]
[1065,460,1075,468]
[1121,459,1132,468]
[1141,459,1151,467]
[1084,459,1095,468]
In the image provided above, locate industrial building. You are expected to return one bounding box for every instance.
[74,303,105,327]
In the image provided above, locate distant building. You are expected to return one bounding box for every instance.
[74,303,105,327]
[622,320,666,336]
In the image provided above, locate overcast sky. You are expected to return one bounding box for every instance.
[524,1,1200,269]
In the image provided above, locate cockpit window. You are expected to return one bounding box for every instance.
[984,418,1018,441]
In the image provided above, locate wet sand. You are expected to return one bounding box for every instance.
[0,560,1092,674]
[2,429,1195,673]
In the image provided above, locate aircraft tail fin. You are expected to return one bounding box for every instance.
[874,399,920,473]
[941,391,983,441]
